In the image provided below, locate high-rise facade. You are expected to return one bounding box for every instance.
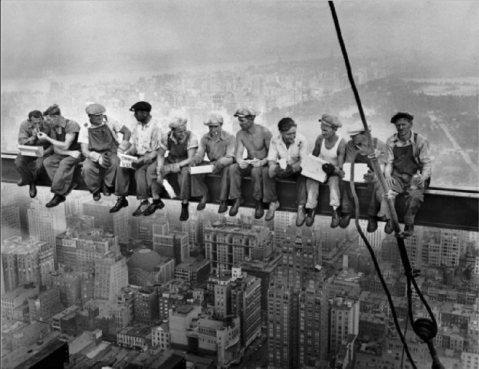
[27,201,66,247]
[329,297,360,356]
[94,255,128,301]
[204,220,272,275]
[153,224,189,265]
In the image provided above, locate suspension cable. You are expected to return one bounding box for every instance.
[328,2,444,369]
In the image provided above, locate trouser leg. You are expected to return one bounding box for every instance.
[367,181,380,217]
[134,164,150,200]
[115,167,131,197]
[305,178,320,209]
[263,168,277,204]
[229,163,246,200]
[15,155,36,184]
[296,174,307,206]
[178,167,191,202]
[218,166,230,201]
[250,166,264,201]
[340,181,354,215]
[404,187,425,225]
[103,153,119,189]
[328,176,340,209]
[191,174,208,198]
[146,161,162,199]
[43,154,63,182]
[50,155,80,196]
[82,158,101,193]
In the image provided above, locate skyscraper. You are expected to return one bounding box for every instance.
[204,219,272,275]
[329,297,360,357]
[153,224,189,265]
[83,200,130,243]
[27,200,66,247]
[94,255,128,301]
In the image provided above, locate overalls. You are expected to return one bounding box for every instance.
[43,120,81,196]
[380,139,426,225]
[156,131,192,201]
[82,123,119,194]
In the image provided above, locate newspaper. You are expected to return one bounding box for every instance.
[343,163,369,183]
[118,153,138,168]
[18,145,44,157]
[300,154,328,183]
[190,164,214,175]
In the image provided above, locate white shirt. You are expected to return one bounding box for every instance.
[267,132,308,165]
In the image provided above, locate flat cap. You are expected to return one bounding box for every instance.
[391,112,414,124]
[233,107,256,118]
[43,104,61,116]
[85,103,106,115]
[169,117,188,130]
[204,113,224,126]
[347,122,370,136]
[130,101,152,112]
[319,114,341,128]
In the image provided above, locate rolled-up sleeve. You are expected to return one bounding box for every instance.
[187,132,199,150]
[150,125,162,151]
[18,121,31,145]
[77,124,89,144]
[418,136,432,179]
[225,134,236,158]
[386,137,395,165]
[267,138,279,162]
[299,137,308,161]
[193,136,207,162]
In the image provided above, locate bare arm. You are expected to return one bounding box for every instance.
[81,143,100,161]
[178,147,197,168]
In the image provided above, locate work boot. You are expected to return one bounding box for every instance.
[197,195,208,211]
[180,203,189,221]
[254,200,265,219]
[143,199,165,216]
[229,198,241,217]
[92,191,101,201]
[367,216,378,233]
[102,185,112,196]
[403,223,415,238]
[339,213,352,229]
[330,209,340,228]
[29,183,37,198]
[132,200,149,217]
[305,208,315,227]
[296,205,306,227]
[46,194,66,208]
[384,219,394,234]
[110,196,128,213]
[265,201,280,222]
[218,201,228,214]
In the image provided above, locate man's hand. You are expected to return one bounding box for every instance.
[251,158,265,168]
[268,164,278,179]
[367,149,381,159]
[37,132,49,141]
[290,161,301,173]
[132,157,144,169]
[24,136,37,144]
[363,170,376,182]
[385,173,394,188]
[170,163,181,173]
[336,167,345,178]
[118,141,130,153]
[238,159,249,170]
[69,150,81,159]
[99,153,111,169]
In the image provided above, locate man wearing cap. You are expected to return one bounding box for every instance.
[109,101,162,216]
[78,103,131,201]
[152,116,198,221]
[228,107,272,219]
[381,112,432,237]
[38,104,82,207]
[266,117,308,224]
[15,110,53,198]
[190,113,235,213]
[339,122,388,230]
[304,114,346,227]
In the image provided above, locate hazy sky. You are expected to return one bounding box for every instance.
[1,0,479,79]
